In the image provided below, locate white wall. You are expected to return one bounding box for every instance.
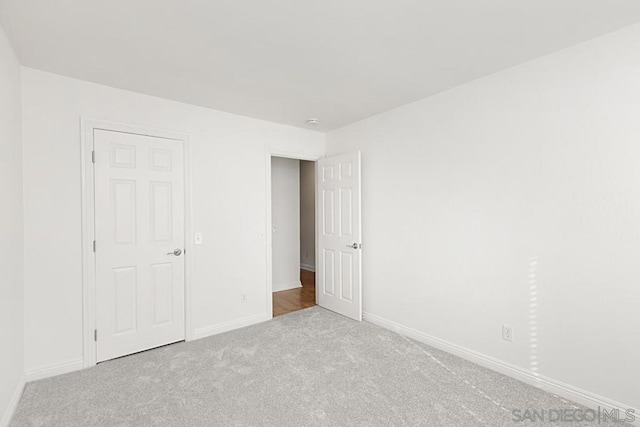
[271,157,301,291]
[21,68,324,374]
[0,24,24,425]
[300,160,315,271]
[327,23,640,411]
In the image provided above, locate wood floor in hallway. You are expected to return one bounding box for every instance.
[273,269,316,317]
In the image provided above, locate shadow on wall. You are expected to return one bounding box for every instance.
[300,160,315,272]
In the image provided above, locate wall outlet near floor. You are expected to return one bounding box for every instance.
[240,293,248,303]
[502,324,514,342]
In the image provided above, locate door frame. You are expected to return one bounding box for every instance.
[265,148,321,318]
[80,117,193,368]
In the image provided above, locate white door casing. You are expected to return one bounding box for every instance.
[94,129,185,362]
[316,151,362,321]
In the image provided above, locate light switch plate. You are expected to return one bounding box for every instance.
[194,233,203,245]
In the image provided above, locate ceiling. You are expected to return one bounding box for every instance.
[2,1,640,131]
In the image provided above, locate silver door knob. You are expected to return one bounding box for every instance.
[167,248,183,256]
[346,243,360,249]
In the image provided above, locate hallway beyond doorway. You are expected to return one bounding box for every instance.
[273,270,316,317]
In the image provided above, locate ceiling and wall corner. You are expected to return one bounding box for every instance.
[2,1,640,131]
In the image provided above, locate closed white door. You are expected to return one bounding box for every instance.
[94,129,185,362]
[316,152,362,321]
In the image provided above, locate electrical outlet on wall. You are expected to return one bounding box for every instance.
[502,324,514,342]
[240,293,248,303]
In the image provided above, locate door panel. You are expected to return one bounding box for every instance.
[151,262,173,325]
[112,180,137,244]
[94,129,185,362]
[317,152,362,321]
[323,190,335,235]
[113,266,137,334]
[150,182,173,242]
[323,249,335,295]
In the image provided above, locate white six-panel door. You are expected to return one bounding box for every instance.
[317,151,362,321]
[94,129,185,362]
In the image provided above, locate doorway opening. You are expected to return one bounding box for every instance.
[271,157,317,317]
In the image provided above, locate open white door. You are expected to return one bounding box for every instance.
[316,151,362,321]
[94,129,185,362]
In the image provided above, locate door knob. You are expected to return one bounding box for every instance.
[167,248,183,256]
[346,243,360,249]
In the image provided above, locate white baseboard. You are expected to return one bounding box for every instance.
[0,375,25,427]
[364,312,639,426]
[193,313,270,340]
[25,358,84,382]
[272,280,302,292]
[300,264,315,272]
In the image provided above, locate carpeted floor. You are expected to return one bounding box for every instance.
[11,307,624,426]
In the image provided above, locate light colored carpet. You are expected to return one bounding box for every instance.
[11,307,624,426]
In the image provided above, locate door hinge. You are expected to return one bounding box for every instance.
[93,240,96,252]
[91,151,95,163]
[94,329,97,341]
